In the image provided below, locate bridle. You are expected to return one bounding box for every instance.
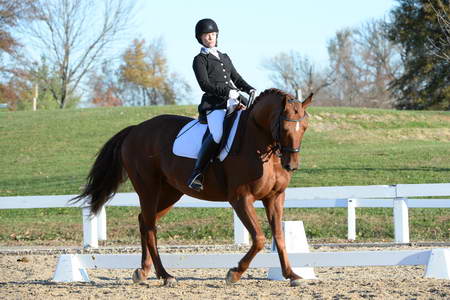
[273,98,309,157]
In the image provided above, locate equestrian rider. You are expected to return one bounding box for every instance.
[187,18,256,191]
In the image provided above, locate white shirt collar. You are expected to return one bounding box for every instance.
[201,47,220,58]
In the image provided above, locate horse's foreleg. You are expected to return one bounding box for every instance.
[263,192,302,286]
[227,195,265,284]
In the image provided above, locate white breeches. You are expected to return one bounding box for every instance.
[206,109,226,143]
[206,98,240,143]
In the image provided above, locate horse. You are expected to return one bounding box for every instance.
[72,88,313,287]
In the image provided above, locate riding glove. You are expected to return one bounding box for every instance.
[228,89,240,99]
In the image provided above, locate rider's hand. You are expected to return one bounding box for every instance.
[236,103,247,111]
[229,89,240,99]
[249,89,256,97]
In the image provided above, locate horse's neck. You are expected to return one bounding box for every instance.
[239,100,292,191]
[247,97,281,149]
[245,118,270,151]
[244,105,277,153]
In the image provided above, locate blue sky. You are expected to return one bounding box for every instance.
[134,0,396,103]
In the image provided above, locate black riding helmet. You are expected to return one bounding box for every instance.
[195,18,219,45]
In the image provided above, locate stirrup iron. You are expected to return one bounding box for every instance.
[188,173,204,191]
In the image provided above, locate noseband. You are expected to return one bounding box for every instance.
[274,98,309,156]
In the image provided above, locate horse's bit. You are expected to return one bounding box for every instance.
[274,98,309,157]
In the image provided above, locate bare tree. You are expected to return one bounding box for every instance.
[427,1,450,62]
[327,29,361,105]
[355,20,403,106]
[263,51,334,97]
[327,20,402,108]
[18,0,136,108]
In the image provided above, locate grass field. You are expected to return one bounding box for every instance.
[0,105,449,246]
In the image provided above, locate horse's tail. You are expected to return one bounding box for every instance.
[71,125,136,215]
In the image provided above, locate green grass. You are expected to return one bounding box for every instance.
[0,105,449,246]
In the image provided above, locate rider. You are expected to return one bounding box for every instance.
[187,18,256,191]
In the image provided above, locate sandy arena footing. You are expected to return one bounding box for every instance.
[1,244,449,300]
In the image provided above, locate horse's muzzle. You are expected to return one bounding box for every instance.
[283,164,298,172]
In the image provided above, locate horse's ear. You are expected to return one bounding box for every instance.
[302,93,313,109]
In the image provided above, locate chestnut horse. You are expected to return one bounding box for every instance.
[73,88,313,287]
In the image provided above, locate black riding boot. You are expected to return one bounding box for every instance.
[187,134,220,191]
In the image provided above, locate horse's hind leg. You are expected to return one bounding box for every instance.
[134,202,177,283]
[134,204,176,282]
[226,194,266,284]
[129,172,182,286]
[134,212,152,282]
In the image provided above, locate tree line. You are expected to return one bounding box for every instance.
[264,0,449,110]
[0,0,190,110]
[0,0,449,111]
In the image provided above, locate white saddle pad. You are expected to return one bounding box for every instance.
[173,111,242,162]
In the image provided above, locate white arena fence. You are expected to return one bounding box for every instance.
[51,221,450,282]
[0,183,449,248]
[52,248,450,282]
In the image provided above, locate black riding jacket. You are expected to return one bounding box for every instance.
[193,51,254,121]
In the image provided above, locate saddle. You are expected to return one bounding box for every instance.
[202,110,240,152]
[172,108,259,193]
[172,110,244,162]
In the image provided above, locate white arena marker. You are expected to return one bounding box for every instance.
[53,254,90,282]
[425,249,450,280]
[267,221,317,280]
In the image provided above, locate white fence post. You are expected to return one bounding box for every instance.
[233,211,249,245]
[82,207,98,248]
[394,197,410,243]
[347,198,356,241]
[97,206,107,241]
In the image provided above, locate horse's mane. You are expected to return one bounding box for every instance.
[251,88,293,109]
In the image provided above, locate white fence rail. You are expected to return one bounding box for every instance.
[1,183,449,248]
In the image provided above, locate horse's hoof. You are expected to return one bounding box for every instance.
[164,277,177,287]
[290,279,302,287]
[225,268,240,285]
[132,269,146,284]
